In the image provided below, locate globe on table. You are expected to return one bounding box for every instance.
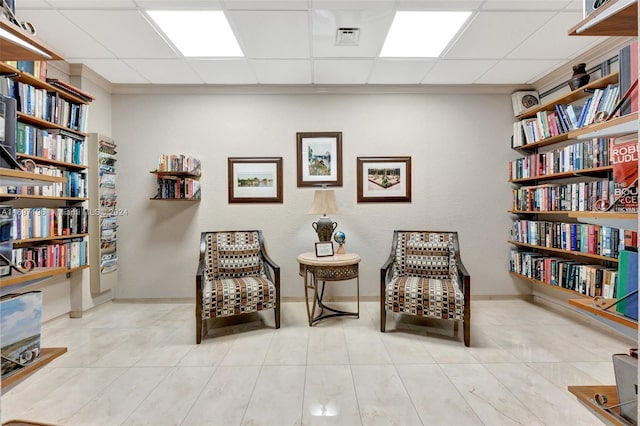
[334,231,346,254]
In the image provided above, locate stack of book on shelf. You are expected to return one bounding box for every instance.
[512,179,614,212]
[610,135,638,213]
[509,137,610,180]
[11,207,88,239]
[156,154,201,174]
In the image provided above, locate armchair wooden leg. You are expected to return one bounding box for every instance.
[196,318,202,344]
[274,306,281,329]
[463,315,470,347]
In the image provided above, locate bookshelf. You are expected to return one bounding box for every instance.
[150,155,201,201]
[568,0,637,36]
[0,25,92,386]
[509,68,638,301]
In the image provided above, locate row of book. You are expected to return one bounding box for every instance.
[512,84,620,147]
[4,60,48,81]
[512,179,614,212]
[156,154,201,174]
[11,207,88,240]
[0,168,87,198]
[510,250,617,298]
[16,123,87,165]
[509,137,611,180]
[154,177,201,200]
[511,219,637,259]
[5,80,89,132]
[12,237,87,270]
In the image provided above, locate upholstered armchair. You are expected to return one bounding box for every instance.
[380,230,470,346]
[196,230,280,344]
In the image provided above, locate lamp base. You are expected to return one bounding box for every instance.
[312,216,337,242]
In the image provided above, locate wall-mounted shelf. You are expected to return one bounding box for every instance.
[510,166,613,184]
[0,16,62,61]
[1,347,67,389]
[570,112,638,140]
[568,0,637,36]
[568,386,627,426]
[0,168,65,186]
[509,241,619,262]
[569,298,637,334]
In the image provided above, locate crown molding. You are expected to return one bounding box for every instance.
[109,83,523,96]
[68,63,113,94]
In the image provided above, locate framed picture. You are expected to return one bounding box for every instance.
[357,156,412,203]
[315,241,334,257]
[228,157,283,203]
[296,132,342,187]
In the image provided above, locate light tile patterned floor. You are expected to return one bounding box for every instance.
[0,299,634,425]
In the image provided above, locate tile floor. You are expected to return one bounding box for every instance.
[0,299,635,426]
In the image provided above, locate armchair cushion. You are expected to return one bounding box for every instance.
[205,232,266,279]
[202,276,276,320]
[385,276,463,320]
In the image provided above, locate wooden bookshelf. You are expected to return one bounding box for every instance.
[568,0,637,36]
[13,234,89,245]
[16,154,88,171]
[569,112,638,140]
[509,241,619,262]
[0,16,62,61]
[17,112,87,138]
[149,170,201,178]
[0,168,64,185]
[568,386,628,426]
[516,73,619,119]
[568,298,638,330]
[0,194,88,201]
[1,267,68,288]
[568,211,637,220]
[509,272,592,298]
[510,166,613,183]
[513,133,569,151]
[149,197,200,201]
[1,347,67,389]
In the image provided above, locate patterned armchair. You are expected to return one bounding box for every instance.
[196,230,280,344]
[380,231,470,346]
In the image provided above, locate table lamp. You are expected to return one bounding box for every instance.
[307,188,339,242]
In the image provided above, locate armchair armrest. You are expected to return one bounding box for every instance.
[455,253,471,300]
[380,253,395,285]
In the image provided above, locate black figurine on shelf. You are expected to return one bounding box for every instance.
[568,63,590,91]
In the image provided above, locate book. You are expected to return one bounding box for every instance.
[610,136,638,212]
[616,249,638,320]
[619,40,638,116]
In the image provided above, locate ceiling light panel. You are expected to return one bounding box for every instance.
[147,10,243,57]
[380,11,471,58]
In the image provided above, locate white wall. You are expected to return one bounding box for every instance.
[112,92,528,300]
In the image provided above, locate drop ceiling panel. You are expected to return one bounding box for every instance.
[227,10,310,58]
[16,9,115,58]
[481,0,572,10]
[565,0,583,11]
[80,59,149,84]
[396,0,484,10]
[476,59,562,83]
[188,59,258,84]
[421,59,497,84]
[124,59,205,84]
[313,59,373,83]
[509,11,604,59]
[312,1,395,10]
[224,0,308,10]
[368,59,435,84]
[250,60,312,84]
[60,10,178,58]
[12,0,50,8]
[134,1,224,9]
[311,8,394,58]
[444,11,555,59]
[43,0,136,7]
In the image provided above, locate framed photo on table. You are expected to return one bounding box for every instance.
[228,157,283,203]
[297,132,342,187]
[357,156,412,202]
[315,242,334,257]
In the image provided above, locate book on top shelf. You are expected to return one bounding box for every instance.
[610,135,638,212]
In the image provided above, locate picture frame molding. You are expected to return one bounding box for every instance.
[296,131,343,187]
[228,157,283,203]
[356,156,412,203]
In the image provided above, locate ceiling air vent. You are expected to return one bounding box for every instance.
[335,28,360,46]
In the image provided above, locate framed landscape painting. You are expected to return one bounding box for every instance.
[296,132,342,187]
[228,157,283,203]
[357,156,412,202]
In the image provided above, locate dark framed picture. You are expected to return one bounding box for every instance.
[357,156,412,203]
[296,132,342,187]
[228,157,283,203]
[315,241,334,257]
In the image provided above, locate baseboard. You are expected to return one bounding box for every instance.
[113,298,194,304]
[471,294,533,301]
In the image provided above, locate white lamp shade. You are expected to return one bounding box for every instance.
[307,189,340,215]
